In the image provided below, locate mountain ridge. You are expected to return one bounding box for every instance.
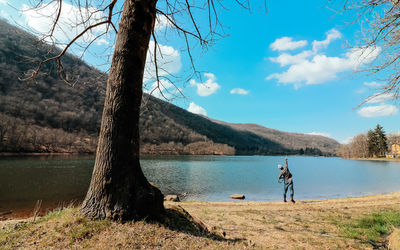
[208,119,339,155]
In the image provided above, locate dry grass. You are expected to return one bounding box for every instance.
[388,228,400,250]
[0,206,249,249]
[176,192,400,249]
[2,192,400,249]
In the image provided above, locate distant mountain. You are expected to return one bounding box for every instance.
[140,95,293,155]
[0,19,340,155]
[212,121,339,155]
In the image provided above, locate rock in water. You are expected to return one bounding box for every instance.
[164,195,180,202]
[230,194,245,200]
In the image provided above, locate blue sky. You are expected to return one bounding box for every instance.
[1,0,400,143]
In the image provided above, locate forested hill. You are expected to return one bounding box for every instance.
[0,19,340,155]
[211,121,340,155]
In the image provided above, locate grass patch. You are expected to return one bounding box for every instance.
[68,215,111,242]
[36,209,66,223]
[0,208,111,248]
[0,209,71,248]
[338,210,400,243]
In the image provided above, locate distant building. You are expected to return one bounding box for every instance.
[392,142,400,157]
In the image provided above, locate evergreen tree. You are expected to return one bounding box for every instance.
[367,129,378,157]
[375,124,388,157]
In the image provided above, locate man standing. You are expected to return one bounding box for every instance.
[278,158,295,203]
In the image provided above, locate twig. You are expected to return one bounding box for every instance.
[33,200,42,222]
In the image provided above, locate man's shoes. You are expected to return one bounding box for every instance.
[290,197,295,203]
[283,198,287,202]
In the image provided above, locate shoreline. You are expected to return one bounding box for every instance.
[2,191,400,248]
[350,157,400,162]
[2,191,400,220]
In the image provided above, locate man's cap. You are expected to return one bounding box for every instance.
[277,164,283,169]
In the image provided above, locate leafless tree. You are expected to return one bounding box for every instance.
[350,133,368,158]
[19,0,252,220]
[338,0,400,104]
[337,143,352,158]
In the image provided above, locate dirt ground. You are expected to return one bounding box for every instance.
[172,192,400,249]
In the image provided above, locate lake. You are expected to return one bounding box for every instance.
[1,155,400,217]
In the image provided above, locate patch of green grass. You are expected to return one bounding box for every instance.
[319,229,327,234]
[36,208,68,223]
[0,225,21,248]
[338,210,400,243]
[68,215,111,243]
[0,220,33,248]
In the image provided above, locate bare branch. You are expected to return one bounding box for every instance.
[184,0,203,45]
[156,9,208,45]
[20,20,110,83]
[340,0,400,106]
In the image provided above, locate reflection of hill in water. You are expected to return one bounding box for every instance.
[0,19,339,155]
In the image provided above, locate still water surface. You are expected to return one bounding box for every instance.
[1,155,400,215]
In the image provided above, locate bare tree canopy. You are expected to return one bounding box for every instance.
[18,0,249,97]
[338,0,400,104]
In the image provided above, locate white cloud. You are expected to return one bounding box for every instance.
[144,79,181,100]
[267,53,350,86]
[341,137,353,144]
[95,38,109,46]
[267,29,381,89]
[358,104,398,117]
[355,88,367,94]
[21,2,107,45]
[154,15,173,31]
[312,29,342,52]
[190,73,221,96]
[0,0,8,5]
[363,81,382,88]
[144,41,182,81]
[187,102,207,116]
[269,50,313,67]
[143,15,178,81]
[366,93,395,104]
[307,132,331,138]
[230,88,249,95]
[270,37,307,51]
[267,42,380,88]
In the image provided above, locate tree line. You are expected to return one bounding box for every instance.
[337,124,400,159]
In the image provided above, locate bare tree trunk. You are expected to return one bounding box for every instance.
[80,0,164,221]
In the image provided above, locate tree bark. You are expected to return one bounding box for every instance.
[80,0,164,221]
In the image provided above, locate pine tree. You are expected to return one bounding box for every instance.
[367,129,378,157]
[375,124,388,157]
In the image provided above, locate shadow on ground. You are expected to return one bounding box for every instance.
[158,205,245,243]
